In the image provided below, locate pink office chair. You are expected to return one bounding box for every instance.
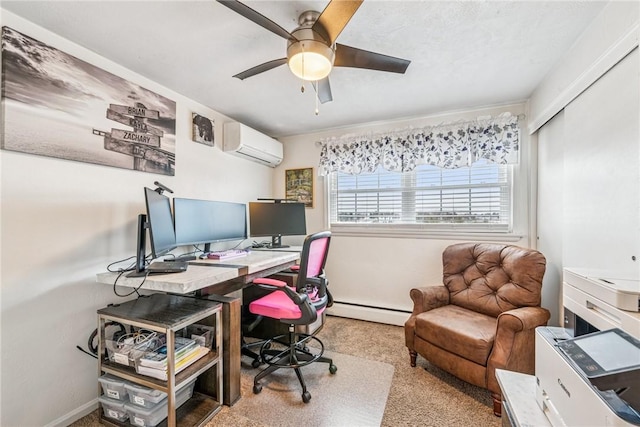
[248,231,336,403]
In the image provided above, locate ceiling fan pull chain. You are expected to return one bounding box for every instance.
[315,81,319,116]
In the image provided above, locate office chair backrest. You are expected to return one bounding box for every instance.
[296,231,331,290]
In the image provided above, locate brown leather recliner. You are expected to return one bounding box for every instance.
[404,243,550,416]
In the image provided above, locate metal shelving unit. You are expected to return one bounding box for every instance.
[97,293,223,427]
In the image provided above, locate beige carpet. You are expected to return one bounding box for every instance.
[72,316,501,426]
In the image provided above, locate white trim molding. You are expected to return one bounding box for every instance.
[330,224,524,242]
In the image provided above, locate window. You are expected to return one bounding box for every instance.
[328,159,512,234]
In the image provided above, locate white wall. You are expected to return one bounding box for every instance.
[0,11,275,426]
[276,103,532,326]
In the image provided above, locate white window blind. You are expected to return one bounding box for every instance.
[328,159,512,233]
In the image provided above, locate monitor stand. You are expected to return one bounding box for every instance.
[269,235,289,249]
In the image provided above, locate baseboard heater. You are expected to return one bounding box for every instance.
[327,301,410,327]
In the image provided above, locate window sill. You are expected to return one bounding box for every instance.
[329,224,524,242]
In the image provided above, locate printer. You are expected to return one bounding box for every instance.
[563,268,640,339]
[534,269,640,426]
[536,326,640,426]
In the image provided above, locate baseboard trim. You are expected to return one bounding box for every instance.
[327,302,410,326]
[45,398,98,427]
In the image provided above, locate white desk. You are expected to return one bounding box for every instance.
[96,251,299,293]
[96,265,239,294]
[190,250,299,275]
[252,245,303,253]
[96,250,300,406]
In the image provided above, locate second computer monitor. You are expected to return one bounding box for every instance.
[249,201,306,248]
[145,186,178,259]
[174,198,247,252]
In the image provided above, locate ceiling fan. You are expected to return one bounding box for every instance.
[217,0,411,104]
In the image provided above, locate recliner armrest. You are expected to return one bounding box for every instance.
[486,306,550,395]
[405,286,450,352]
[409,286,450,316]
[496,306,550,332]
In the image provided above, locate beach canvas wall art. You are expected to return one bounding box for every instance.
[1,26,177,175]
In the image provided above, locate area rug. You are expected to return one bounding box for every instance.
[224,350,395,427]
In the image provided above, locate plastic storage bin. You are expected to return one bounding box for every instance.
[180,324,214,348]
[99,395,129,422]
[124,380,196,427]
[98,373,129,401]
[124,383,166,409]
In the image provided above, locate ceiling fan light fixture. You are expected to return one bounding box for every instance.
[287,40,334,81]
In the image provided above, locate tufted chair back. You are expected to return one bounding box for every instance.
[443,243,546,318]
[442,243,545,317]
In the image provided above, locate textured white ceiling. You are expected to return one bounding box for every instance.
[2,1,608,137]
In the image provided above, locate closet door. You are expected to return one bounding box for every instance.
[562,48,639,275]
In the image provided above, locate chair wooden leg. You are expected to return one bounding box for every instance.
[491,393,502,417]
[409,349,417,367]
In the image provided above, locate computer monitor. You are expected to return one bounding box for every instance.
[174,198,248,252]
[249,201,306,248]
[145,187,178,258]
[129,187,178,276]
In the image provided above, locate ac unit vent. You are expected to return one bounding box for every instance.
[223,122,283,167]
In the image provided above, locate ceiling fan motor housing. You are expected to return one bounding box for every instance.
[287,12,335,81]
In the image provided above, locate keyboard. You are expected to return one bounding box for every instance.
[206,249,249,260]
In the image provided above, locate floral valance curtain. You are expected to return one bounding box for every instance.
[318,113,520,176]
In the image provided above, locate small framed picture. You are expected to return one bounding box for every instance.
[191,113,214,146]
[285,167,314,208]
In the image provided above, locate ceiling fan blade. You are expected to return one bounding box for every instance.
[312,78,333,104]
[334,43,411,74]
[312,0,363,45]
[217,0,297,42]
[233,58,287,80]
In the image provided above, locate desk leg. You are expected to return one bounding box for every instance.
[201,294,241,406]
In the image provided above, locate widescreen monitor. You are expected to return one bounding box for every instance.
[249,201,306,248]
[144,186,178,259]
[174,198,247,252]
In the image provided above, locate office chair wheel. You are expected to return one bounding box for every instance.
[329,364,337,374]
[251,358,262,368]
[253,383,263,394]
[302,391,311,403]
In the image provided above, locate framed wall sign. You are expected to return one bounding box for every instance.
[285,167,314,208]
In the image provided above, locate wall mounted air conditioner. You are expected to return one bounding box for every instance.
[223,122,283,167]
